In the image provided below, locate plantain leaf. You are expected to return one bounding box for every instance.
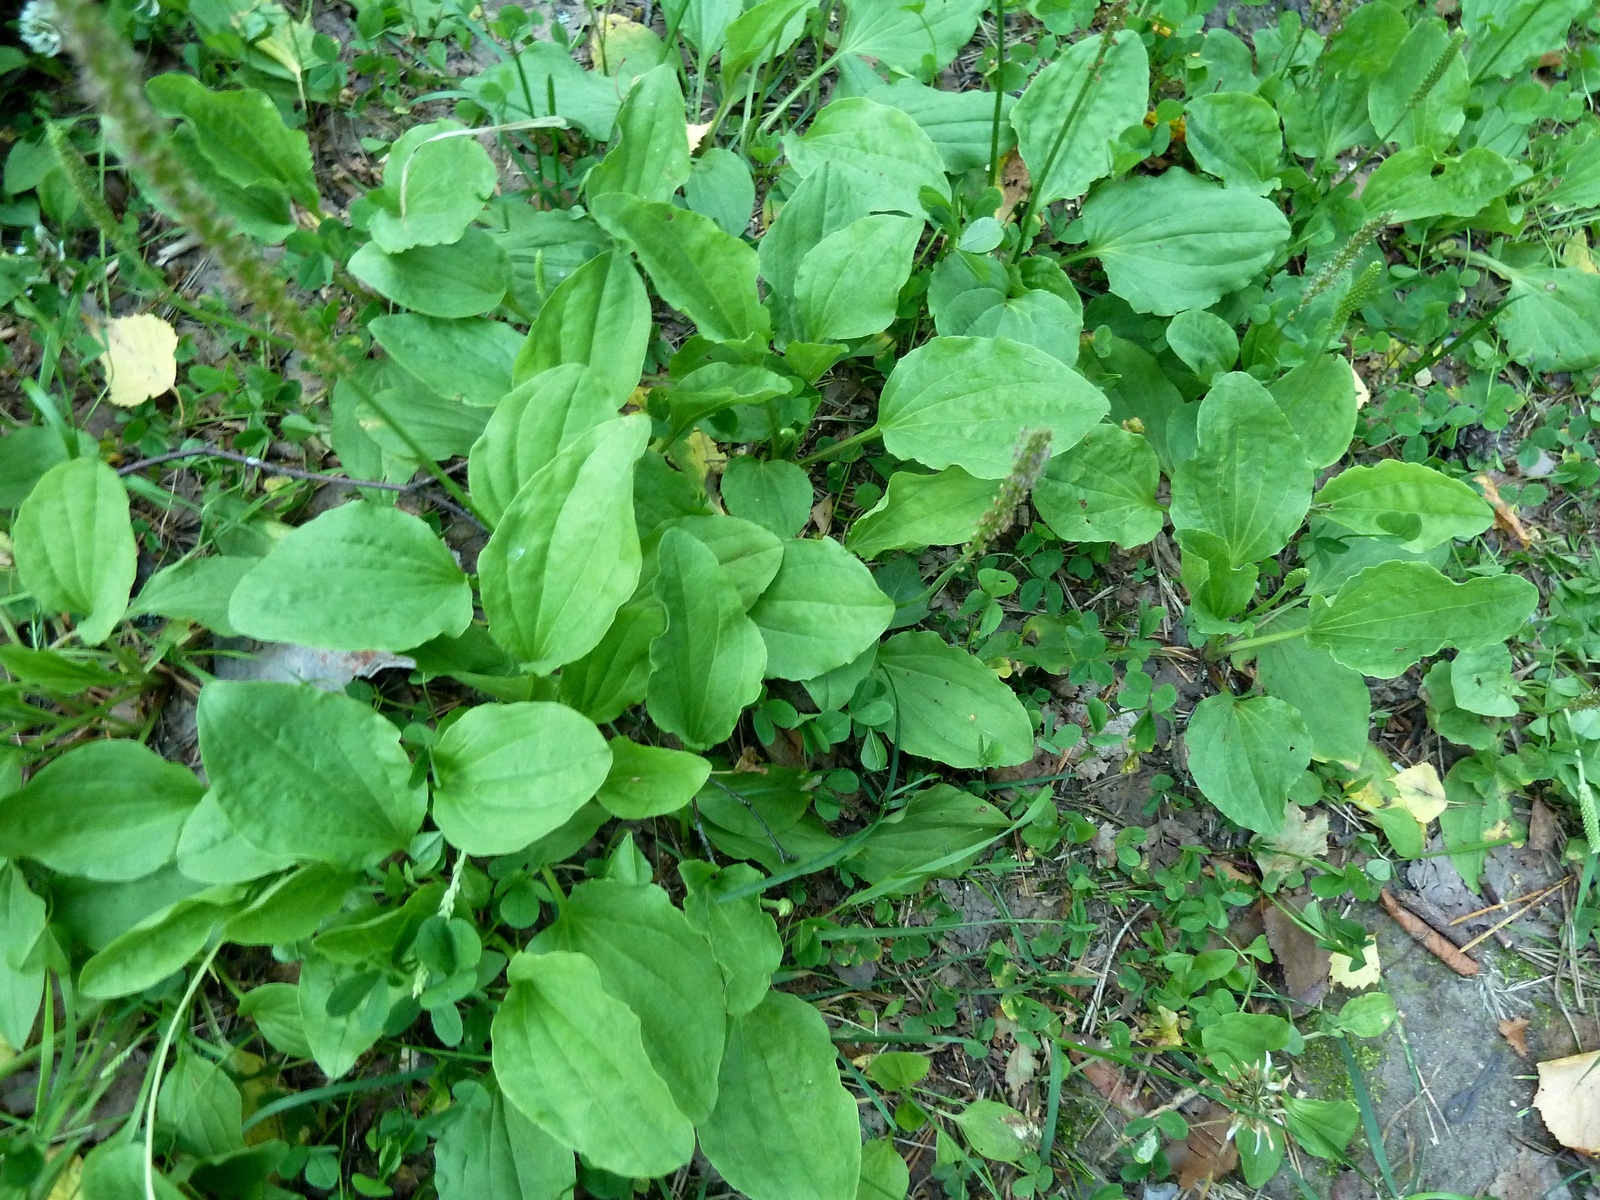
[700,991,861,1200]
[479,415,650,673]
[585,64,690,204]
[431,702,612,856]
[492,950,695,1178]
[230,502,473,653]
[595,739,711,819]
[1315,460,1492,551]
[1075,170,1291,316]
[13,457,136,646]
[1170,373,1313,566]
[795,214,920,342]
[646,528,767,748]
[530,879,725,1123]
[836,0,985,75]
[434,1079,576,1200]
[1033,424,1164,548]
[747,538,893,680]
[0,740,204,881]
[847,467,1000,560]
[512,250,652,410]
[1010,30,1148,207]
[876,631,1033,768]
[198,681,427,868]
[1185,694,1311,835]
[592,194,770,343]
[679,861,782,1016]
[1306,561,1539,678]
[468,364,617,527]
[875,336,1108,478]
[784,98,949,214]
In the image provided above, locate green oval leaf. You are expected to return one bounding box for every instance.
[784,98,948,214]
[13,457,136,646]
[1033,424,1164,548]
[595,739,711,819]
[1306,560,1538,678]
[432,701,612,855]
[1010,30,1148,207]
[349,228,509,318]
[0,740,204,881]
[876,336,1108,478]
[1185,694,1311,835]
[646,527,767,749]
[591,194,770,343]
[1076,170,1291,316]
[468,364,617,527]
[367,120,497,253]
[230,502,473,653]
[512,250,652,409]
[1170,373,1313,565]
[698,991,861,1200]
[479,414,650,673]
[847,467,1000,560]
[747,538,893,680]
[198,681,427,868]
[1316,460,1492,551]
[492,950,695,1178]
[434,1080,576,1200]
[585,64,690,204]
[530,879,725,1122]
[876,631,1033,768]
[795,214,920,342]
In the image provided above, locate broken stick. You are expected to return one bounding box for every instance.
[1380,888,1480,977]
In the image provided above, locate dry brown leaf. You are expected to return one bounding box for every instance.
[1004,1044,1037,1094]
[810,495,834,537]
[997,151,1030,222]
[1529,798,1561,854]
[101,313,178,408]
[1499,1017,1531,1059]
[1076,1055,1143,1114]
[1534,1049,1600,1153]
[1474,472,1532,547]
[1263,899,1331,1006]
[1168,1100,1239,1188]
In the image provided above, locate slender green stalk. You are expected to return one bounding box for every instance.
[755,52,840,136]
[1331,31,1466,190]
[1218,623,1308,657]
[1009,4,1127,256]
[144,943,222,1200]
[987,0,1007,187]
[794,424,880,467]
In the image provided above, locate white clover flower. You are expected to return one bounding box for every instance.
[19,0,63,55]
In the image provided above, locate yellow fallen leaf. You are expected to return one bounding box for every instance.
[1390,762,1447,825]
[1329,940,1380,989]
[46,1154,82,1200]
[686,121,713,153]
[1349,360,1371,409]
[101,313,178,408]
[1253,804,1329,876]
[1535,1050,1600,1154]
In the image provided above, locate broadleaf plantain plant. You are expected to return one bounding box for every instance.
[0,0,1591,1193]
